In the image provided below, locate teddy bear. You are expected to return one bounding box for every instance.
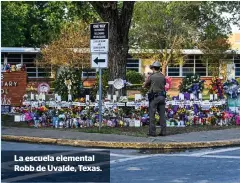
[11,65,16,72]
[16,64,22,71]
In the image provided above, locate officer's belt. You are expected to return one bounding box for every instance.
[153,91,166,97]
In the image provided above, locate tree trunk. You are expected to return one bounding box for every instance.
[90,2,135,96]
[162,62,167,76]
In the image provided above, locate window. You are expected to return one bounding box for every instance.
[81,58,140,78]
[23,54,37,78]
[38,67,51,78]
[1,54,4,65]
[182,55,194,76]
[234,55,240,76]
[195,55,206,76]
[0,52,51,78]
[166,55,209,77]
[167,66,180,76]
[7,54,21,65]
[82,69,96,78]
[126,58,140,72]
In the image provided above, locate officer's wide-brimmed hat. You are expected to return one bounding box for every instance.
[150,61,161,69]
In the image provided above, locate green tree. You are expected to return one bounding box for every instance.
[1,2,29,46]
[130,1,240,75]
[1,1,99,47]
[53,69,82,101]
[92,69,110,98]
[130,2,200,75]
[89,2,135,95]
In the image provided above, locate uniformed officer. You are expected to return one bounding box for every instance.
[143,61,166,136]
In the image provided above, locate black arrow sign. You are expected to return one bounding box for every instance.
[94,57,105,64]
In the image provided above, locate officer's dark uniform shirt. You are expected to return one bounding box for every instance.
[144,72,166,93]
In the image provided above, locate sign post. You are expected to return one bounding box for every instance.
[98,68,102,130]
[90,22,109,131]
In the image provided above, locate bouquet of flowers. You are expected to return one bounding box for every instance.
[209,77,224,99]
[209,106,220,113]
[34,106,48,116]
[223,79,240,99]
[179,74,205,99]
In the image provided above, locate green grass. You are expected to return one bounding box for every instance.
[2,114,240,137]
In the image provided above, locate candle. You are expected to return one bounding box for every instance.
[57,96,61,102]
[199,93,202,100]
[68,94,72,101]
[55,94,58,101]
[190,93,194,100]
[40,93,43,100]
[179,93,184,100]
[36,94,39,101]
[113,95,117,102]
[214,94,218,100]
[31,93,34,100]
[96,95,99,101]
[107,94,111,100]
[115,91,119,97]
[42,93,46,101]
[210,94,214,100]
[86,95,89,102]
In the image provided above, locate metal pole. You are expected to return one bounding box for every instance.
[99,68,102,131]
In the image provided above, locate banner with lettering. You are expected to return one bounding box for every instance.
[1,71,27,106]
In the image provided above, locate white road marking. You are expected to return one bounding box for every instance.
[110,153,138,158]
[170,180,186,183]
[83,148,106,151]
[126,167,142,171]
[188,147,240,157]
[203,155,240,159]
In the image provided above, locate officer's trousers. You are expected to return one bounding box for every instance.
[149,95,166,135]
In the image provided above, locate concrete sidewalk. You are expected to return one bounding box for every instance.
[2,127,240,149]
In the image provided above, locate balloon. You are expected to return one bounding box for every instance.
[165,76,172,92]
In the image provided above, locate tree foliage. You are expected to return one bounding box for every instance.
[198,37,233,77]
[92,70,110,98]
[126,70,144,84]
[130,1,240,75]
[130,2,200,75]
[1,1,99,47]
[36,21,90,71]
[53,69,82,101]
[1,2,29,47]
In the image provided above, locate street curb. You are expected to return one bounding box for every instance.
[2,135,240,149]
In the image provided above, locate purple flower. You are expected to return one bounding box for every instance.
[184,93,190,100]
[172,96,179,100]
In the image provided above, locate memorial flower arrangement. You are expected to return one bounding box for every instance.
[223,79,240,99]
[209,77,224,99]
[11,91,237,128]
[179,74,205,99]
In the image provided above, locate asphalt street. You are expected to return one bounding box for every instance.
[1,141,240,183]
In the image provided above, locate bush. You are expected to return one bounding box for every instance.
[53,68,82,101]
[92,69,110,97]
[126,70,144,84]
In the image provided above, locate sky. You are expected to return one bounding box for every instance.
[232,24,240,33]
